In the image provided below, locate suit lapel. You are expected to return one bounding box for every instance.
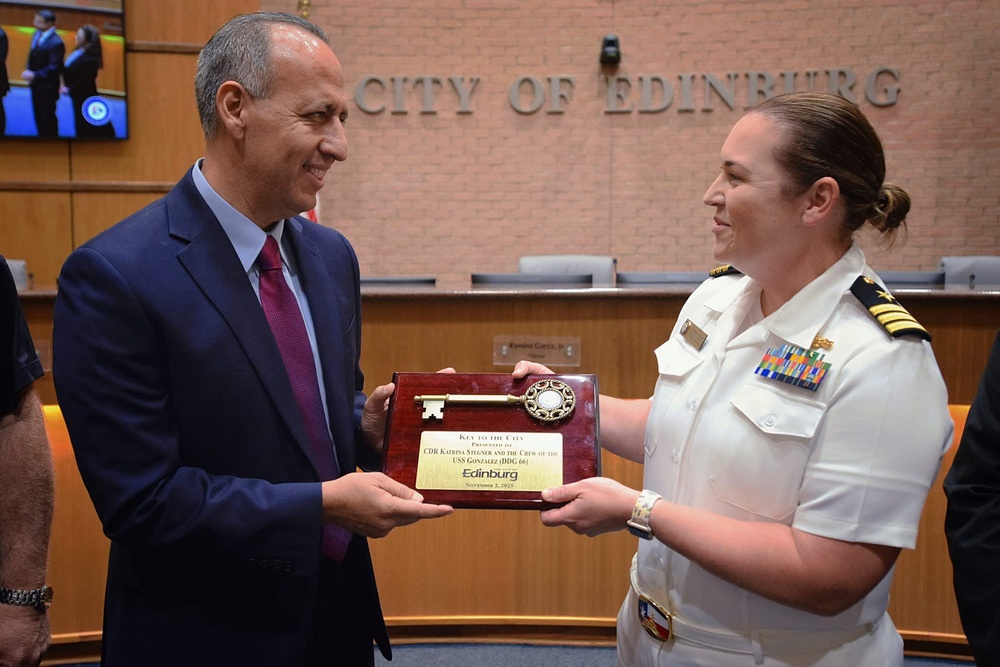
[167,174,319,474]
[284,220,356,473]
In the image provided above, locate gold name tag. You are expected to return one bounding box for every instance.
[416,431,564,492]
[680,319,707,350]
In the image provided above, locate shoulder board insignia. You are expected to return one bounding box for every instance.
[709,264,742,278]
[850,276,931,341]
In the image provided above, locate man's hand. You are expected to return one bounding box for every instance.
[360,382,394,454]
[322,472,453,538]
[361,369,456,453]
[0,605,49,667]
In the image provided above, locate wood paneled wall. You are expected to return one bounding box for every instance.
[27,288,997,662]
[0,0,258,288]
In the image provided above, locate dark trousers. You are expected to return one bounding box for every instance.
[304,540,378,667]
[31,84,58,136]
[73,98,115,138]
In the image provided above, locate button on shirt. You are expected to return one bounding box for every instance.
[634,244,952,640]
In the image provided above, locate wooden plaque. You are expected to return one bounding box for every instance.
[382,373,601,509]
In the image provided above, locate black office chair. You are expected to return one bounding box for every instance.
[361,276,437,287]
[517,255,616,287]
[876,271,945,288]
[471,272,593,287]
[360,276,436,286]
[616,271,707,285]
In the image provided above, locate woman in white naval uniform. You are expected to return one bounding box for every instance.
[516,92,953,667]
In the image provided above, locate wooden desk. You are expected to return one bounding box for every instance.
[22,284,1000,406]
[24,286,997,661]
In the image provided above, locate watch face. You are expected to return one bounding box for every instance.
[627,522,653,540]
[32,586,53,611]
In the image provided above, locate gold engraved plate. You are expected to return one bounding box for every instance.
[679,319,708,350]
[416,431,564,492]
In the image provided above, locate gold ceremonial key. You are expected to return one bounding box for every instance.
[414,379,576,422]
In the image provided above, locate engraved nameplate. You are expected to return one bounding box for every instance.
[493,335,581,367]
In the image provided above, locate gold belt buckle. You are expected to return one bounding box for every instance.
[637,593,672,642]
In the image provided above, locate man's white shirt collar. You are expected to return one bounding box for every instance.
[192,159,286,274]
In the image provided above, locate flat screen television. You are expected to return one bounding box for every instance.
[1,0,127,140]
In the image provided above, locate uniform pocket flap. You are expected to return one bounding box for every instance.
[654,338,703,379]
[730,381,826,439]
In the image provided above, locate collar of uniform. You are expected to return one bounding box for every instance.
[760,244,867,349]
[701,272,752,316]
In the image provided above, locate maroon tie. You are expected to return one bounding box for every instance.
[258,235,351,562]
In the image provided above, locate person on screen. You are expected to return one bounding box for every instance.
[21,10,63,137]
[52,11,451,667]
[61,24,114,138]
[516,92,952,666]
[1,25,10,135]
[0,255,55,667]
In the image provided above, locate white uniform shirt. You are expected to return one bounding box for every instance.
[629,245,952,661]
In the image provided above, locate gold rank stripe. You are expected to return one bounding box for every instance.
[875,311,919,324]
[709,264,742,278]
[883,320,930,336]
[868,303,912,316]
[877,314,925,329]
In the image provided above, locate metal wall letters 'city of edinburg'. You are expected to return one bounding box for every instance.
[354,67,901,115]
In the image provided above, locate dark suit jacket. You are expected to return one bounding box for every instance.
[944,329,1000,667]
[62,51,114,137]
[1,28,10,96]
[62,50,100,102]
[53,170,389,666]
[26,29,63,89]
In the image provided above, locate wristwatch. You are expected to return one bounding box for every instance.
[0,585,53,612]
[626,489,662,540]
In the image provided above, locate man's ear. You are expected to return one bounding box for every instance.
[216,81,249,140]
[802,176,840,227]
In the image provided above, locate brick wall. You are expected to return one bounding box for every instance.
[262,0,1000,287]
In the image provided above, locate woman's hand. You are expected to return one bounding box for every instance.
[539,477,639,537]
[512,360,555,379]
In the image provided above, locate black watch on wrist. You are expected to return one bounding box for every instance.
[0,585,54,612]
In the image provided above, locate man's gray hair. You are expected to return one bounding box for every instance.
[194,12,330,139]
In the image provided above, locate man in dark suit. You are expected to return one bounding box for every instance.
[52,12,451,667]
[945,329,1000,667]
[21,10,63,136]
[1,25,10,134]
